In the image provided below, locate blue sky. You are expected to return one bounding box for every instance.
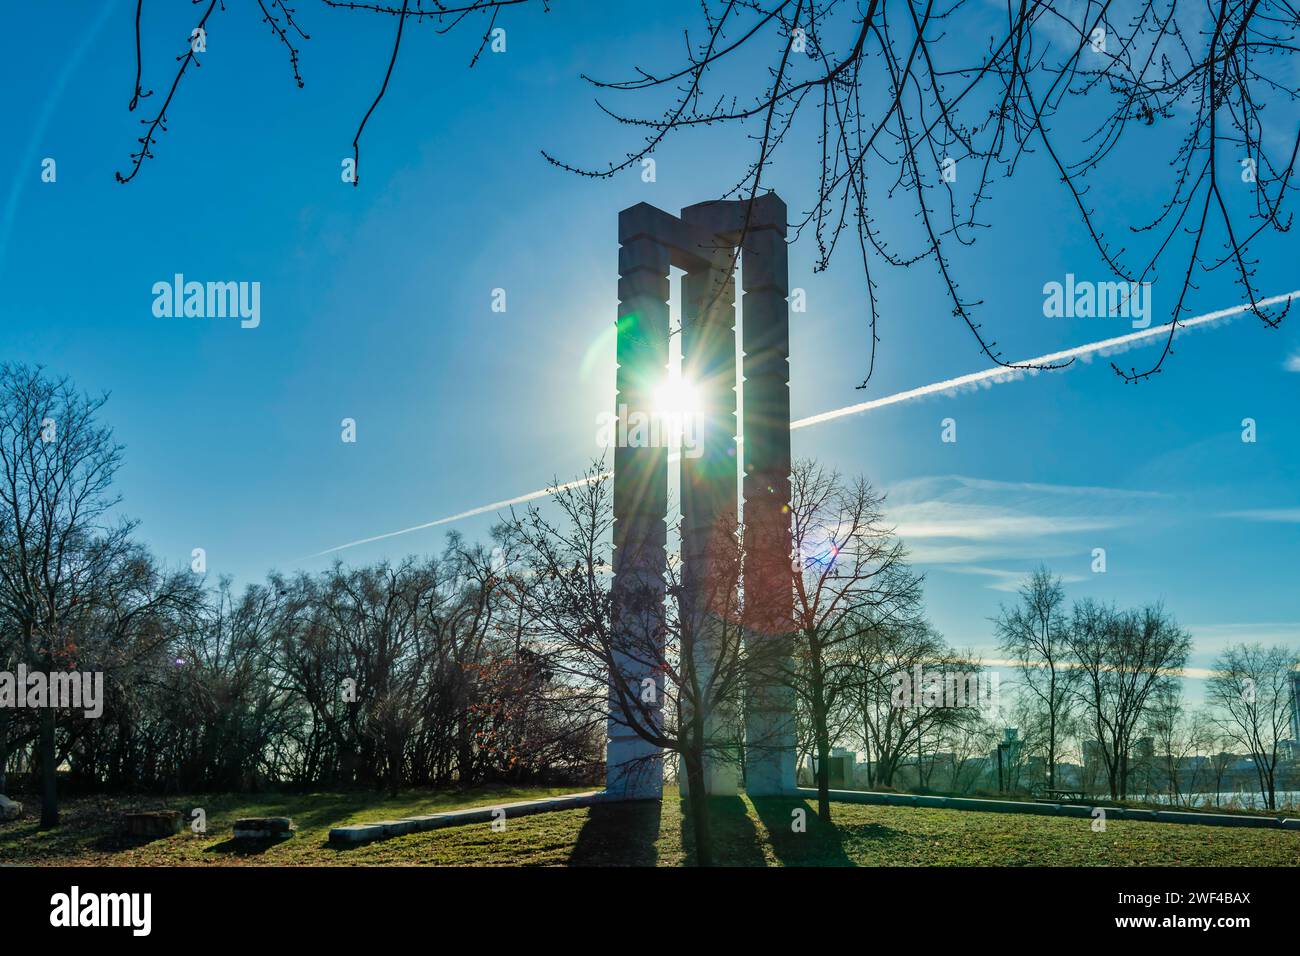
[2,1,1297,698]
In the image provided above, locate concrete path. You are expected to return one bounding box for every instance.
[799,787,1300,831]
[328,790,604,846]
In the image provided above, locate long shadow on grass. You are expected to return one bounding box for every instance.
[205,834,295,857]
[751,796,860,866]
[87,831,180,853]
[680,796,768,867]
[569,799,662,866]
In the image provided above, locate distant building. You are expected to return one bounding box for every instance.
[1083,740,1104,769]
[1290,671,1300,744]
[829,748,856,788]
[1056,762,1084,788]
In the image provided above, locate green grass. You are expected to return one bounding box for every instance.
[0,785,579,866]
[2,788,1296,866]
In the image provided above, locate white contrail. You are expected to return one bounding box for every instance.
[303,473,611,558]
[304,290,1296,560]
[791,289,1298,430]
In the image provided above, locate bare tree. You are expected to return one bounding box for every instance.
[847,617,978,788]
[995,565,1075,791]
[1064,599,1191,800]
[1004,691,1074,793]
[63,545,202,792]
[940,710,999,794]
[780,459,922,820]
[1206,737,1236,807]
[1141,680,1213,806]
[1206,642,1298,810]
[0,364,133,827]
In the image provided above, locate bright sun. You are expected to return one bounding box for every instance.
[652,377,699,419]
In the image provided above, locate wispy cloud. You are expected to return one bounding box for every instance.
[888,474,1159,590]
[1285,352,1300,372]
[939,565,1087,593]
[1187,622,1300,646]
[905,542,1072,566]
[943,476,1165,500]
[984,656,1219,681]
[1182,622,1300,676]
[890,500,1121,541]
[1218,508,1300,524]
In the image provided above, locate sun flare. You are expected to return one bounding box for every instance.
[652,377,699,420]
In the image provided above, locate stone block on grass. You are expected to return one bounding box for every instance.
[233,817,296,839]
[407,815,445,832]
[0,795,22,822]
[911,795,949,809]
[1115,808,1158,822]
[328,824,386,845]
[374,819,419,837]
[943,797,989,813]
[985,800,1046,815]
[1156,810,1271,828]
[124,811,183,838]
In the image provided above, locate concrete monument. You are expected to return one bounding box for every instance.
[605,195,796,800]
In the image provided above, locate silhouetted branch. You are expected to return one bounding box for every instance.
[545,0,1297,385]
[352,0,410,187]
[116,0,221,184]
[111,1,1297,386]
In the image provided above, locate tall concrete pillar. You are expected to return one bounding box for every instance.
[678,255,742,796]
[606,209,671,800]
[739,196,797,796]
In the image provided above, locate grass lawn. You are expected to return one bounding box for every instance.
[2,788,1296,866]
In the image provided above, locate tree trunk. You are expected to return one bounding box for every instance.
[388,735,402,798]
[1046,706,1057,791]
[814,727,832,823]
[0,708,9,794]
[877,754,895,788]
[457,718,474,785]
[811,666,832,823]
[39,707,58,829]
[683,748,713,867]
